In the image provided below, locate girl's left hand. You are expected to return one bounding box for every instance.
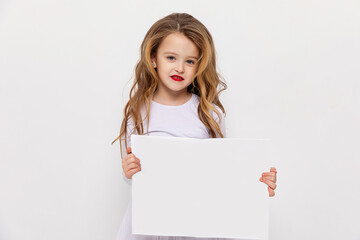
[259,167,277,197]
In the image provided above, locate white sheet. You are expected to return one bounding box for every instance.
[131,135,270,239]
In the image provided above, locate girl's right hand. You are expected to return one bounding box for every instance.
[122,147,141,179]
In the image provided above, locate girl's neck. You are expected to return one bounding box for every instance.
[152,91,192,106]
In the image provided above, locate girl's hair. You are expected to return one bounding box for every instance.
[112,12,227,157]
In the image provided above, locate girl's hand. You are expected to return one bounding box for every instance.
[259,167,277,197]
[122,147,141,179]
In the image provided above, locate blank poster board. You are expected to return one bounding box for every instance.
[131,135,270,239]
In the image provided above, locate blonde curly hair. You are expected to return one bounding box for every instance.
[112,13,227,158]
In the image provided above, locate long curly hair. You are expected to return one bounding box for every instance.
[112,13,227,158]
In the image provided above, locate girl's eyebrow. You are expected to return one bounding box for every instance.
[163,51,199,60]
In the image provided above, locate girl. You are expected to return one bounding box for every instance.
[112,12,277,240]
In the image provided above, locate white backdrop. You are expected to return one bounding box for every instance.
[1,0,359,239]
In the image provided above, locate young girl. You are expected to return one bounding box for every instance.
[112,12,277,240]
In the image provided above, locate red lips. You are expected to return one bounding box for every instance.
[171,75,184,81]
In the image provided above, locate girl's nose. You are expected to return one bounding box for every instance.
[175,63,185,73]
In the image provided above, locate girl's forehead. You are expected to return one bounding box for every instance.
[157,32,199,57]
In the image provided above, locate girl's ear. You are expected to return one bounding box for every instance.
[151,57,157,68]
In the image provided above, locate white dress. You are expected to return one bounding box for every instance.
[116,93,229,240]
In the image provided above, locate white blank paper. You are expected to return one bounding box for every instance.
[131,135,270,239]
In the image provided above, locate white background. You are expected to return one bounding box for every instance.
[1,0,359,239]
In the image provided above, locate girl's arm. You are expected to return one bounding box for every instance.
[122,147,141,183]
[121,118,136,185]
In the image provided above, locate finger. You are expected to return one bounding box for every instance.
[127,156,141,166]
[262,172,277,182]
[268,186,275,197]
[124,154,136,164]
[262,172,276,177]
[127,162,141,171]
[261,177,277,190]
[124,152,133,160]
[126,147,132,154]
[270,167,277,173]
[127,167,141,179]
[263,175,276,183]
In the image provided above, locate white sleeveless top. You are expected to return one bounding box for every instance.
[121,93,226,185]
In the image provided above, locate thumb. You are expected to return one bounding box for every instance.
[270,167,277,173]
[126,147,132,154]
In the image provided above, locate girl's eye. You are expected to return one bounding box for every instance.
[187,60,195,65]
[167,56,175,61]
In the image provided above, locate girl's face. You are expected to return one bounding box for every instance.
[152,32,199,97]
